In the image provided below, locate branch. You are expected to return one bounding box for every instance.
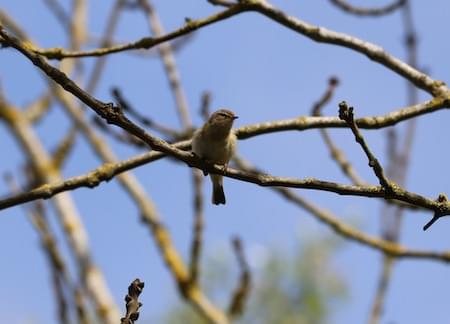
[188,93,212,283]
[2,27,449,225]
[31,5,247,60]
[312,77,365,185]
[137,0,192,128]
[235,97,449,139]
[233,157,450,263]
[227,237,251,319]
[338,101,391,189]
[24,92,52,123]
[0,98,120,323]
[85,0,124,93]
[248,0,448,96]
[51,126,77,170]
[92,115,147,148]
[111,87,182,139]
[329,0,405,17]
[121,279,145,324]
[42,0,71,31]
[368,257,395,324]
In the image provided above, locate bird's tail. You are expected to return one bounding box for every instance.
[211,174,226,205]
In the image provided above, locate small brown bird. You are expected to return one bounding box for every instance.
[192,109,238,205]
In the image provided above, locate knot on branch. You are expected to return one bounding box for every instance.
[338,101,354,123]
[102,102,125,124]
[423,194,449,231]
[121,278,145,324]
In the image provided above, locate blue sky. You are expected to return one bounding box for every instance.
[1,1,450,323]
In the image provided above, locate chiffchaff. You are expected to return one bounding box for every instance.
[192,109,238,205]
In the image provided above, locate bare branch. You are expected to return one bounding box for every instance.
[24,92,52,123]
[51,126,77,170]
[208,0,235,8]
[368,257,395,324]
[0,95,120,324]
[2,26,450,227]
[111,87,182,139]
[121,279,145,324]
[86,0,124,93]
[329,0,405,17]
[0,10,29,40]
[236,97,449,139]
[338,101,391,189]
[249,0,448,96]
[189,169,205,284]
[42,0,70,31]
[228,237,251,319]
[312,77,365,185]
[32,5,247,60]
[138,0,192,128]
[233,157,450,263]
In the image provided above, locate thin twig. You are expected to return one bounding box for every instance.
[86,0,124,93]
[30,1,449,97]
[368,257,395,324]
[312,77,365,185]
[42,0,70,31]
[32,5,246,60]
[23,92,52,123]
[228,237,251,319]
[329,0,405,17]
[137,0,192,128]
[111,87,181,139]
[200,91,212,121]
[188,94,211,284]
[338,101,391,190]
[92,115,147,148]
[51,126,77,170]
[189,169,205,283]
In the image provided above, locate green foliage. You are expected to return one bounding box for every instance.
[160,232,347,324]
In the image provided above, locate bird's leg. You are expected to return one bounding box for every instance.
[191,152,210,176]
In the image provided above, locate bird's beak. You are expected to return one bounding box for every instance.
[232,116,239,120]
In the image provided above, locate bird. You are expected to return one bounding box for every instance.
[191,109,238,205]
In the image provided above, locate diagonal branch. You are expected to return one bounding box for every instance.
[338,101,391,190]
[233,157,450,263]
[312,77,365,185]
[2,26,450,226]
[30,5,247,60]
[248,0,448,96]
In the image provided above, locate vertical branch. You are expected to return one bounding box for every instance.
[86,0,124,93]
[312,77,365,185]
[369,1,419,323]
[189,93,211,283]
[0,99,121,324]
[137,0,192,129]
[51,60,229,324]
[4,174,90,324]
[227,237,251,319]
[189,168,205,283]
[70,0,87,51]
